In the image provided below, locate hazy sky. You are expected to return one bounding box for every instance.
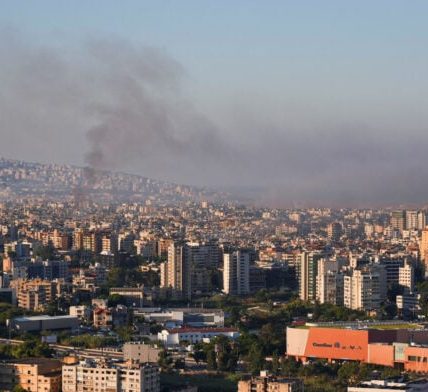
[1,1,428,206]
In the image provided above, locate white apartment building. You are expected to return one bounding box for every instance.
[316,259,340,305]
[344,267,386,311]
[398,263,415,292]
[223,251,250,295]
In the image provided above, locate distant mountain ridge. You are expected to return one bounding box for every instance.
[0,157,227,204]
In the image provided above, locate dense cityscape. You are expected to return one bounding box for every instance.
[2,2,428,391]
[0,160,427,391]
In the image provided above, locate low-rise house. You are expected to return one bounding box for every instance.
[158,327,240,347]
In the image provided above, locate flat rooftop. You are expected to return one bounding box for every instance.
[297,321,424,330]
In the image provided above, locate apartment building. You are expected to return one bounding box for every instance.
[10,278,54,311]
[420,227,428,270]
[223,250,250,296]
[160,243,191,299]
[343,267,386,311]
[123,343,161,363]
[399,262,415,292]
[62,359,160,392]
[0,358,62,392]
[298,252,322,301]
[238,373,304,392]
[316,259,344,306]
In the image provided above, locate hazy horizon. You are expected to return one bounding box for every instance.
[1,2,428,206]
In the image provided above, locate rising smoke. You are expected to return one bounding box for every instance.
[1,30,428,206]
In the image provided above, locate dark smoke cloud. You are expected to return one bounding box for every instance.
[1,29,428,207]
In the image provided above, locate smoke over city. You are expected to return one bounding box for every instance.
[0,29,428,206]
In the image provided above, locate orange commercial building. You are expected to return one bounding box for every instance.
[286,325,428,373]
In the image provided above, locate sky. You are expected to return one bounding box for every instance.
[1,1,428,206]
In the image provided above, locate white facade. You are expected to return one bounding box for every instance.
[398,263,414,292]
[69,305,91,321]
[223,251,249,295]
[348,379,428,391]
[316,259,338,304]
[158,328,240,347]
[343,268,386,311]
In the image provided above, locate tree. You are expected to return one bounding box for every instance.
[270,352,280,375]
[13,386,27,392]
[259,323,285,354]
[206,349,217,370]
[174,358,185,369]
[247,344,265,375]
[337,361,361,385]
[33,243,55,260]
[108,294,127,307]
[191,350,206,364]
[107,268,125,287]
[158,350,173,371]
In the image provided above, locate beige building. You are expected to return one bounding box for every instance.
[238,374,304,392]
[93,307,113,329]
[50,229,71,250]
[10,278,54,311]
[420,227,428,269]
[123,343,161,363]
[0,358,62,392]
[110,287,145,307]
[62,359,160,392]
[160,243,191,299]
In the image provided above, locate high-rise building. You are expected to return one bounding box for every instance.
[50,229,72,250]
[101,233,118,254]
[380,259,404,285]
[161,241,221,298]
[343,266,386,311]
[391,210,406,232]
[27,260,69,280]
[118,232,136,253]
[399,262,415,292]
[420,227,428,270]
[406,210,418,230]
[418,211,427,230]
[327,222,342,241]
[223,250,250,296]
[156,239,174,259]
[72,228,84,250]
[160,243,191,299]
[82,231,102,254]
[316,259,342,305]
[298,252,321,301]
[185,241,221,294]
